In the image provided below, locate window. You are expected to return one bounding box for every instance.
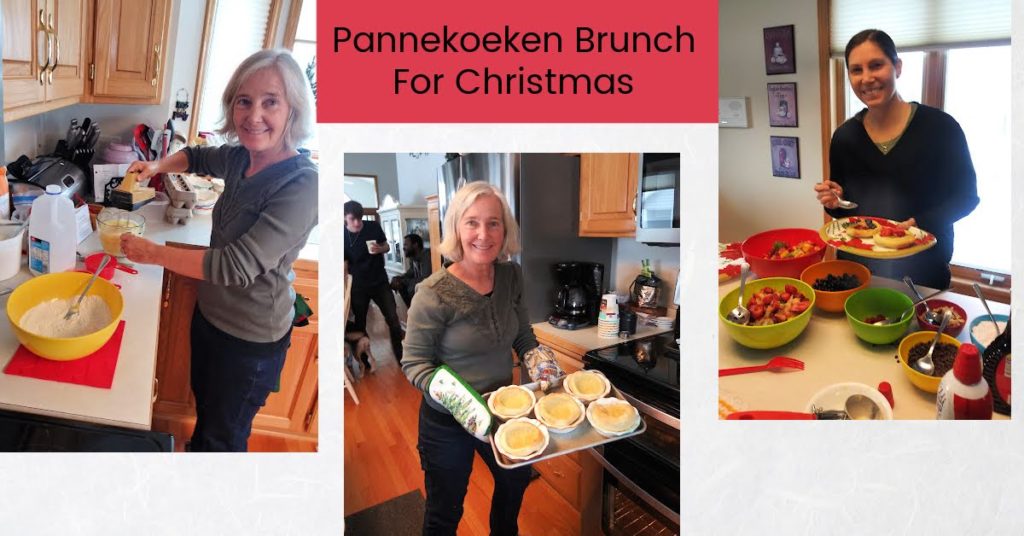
[284,0,318,152]
[191,0,281,143]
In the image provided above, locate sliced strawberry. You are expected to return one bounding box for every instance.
[784,284,798,295]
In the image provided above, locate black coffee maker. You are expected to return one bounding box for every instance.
[548,261,604,330]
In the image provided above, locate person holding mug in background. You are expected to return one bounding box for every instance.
[119,49,318,451]
[814,29,978,289]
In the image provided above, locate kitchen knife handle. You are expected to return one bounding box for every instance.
[152,44,161,87]
[726,411,817,420]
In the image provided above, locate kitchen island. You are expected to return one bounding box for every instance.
[0,202,316,431]
[719,276,1010,420]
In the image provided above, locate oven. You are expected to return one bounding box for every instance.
[634,153,680,246]
[584,333,680,535]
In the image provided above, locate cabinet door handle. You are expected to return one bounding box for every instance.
[48,13,58,85]
[37,9,51,85]
[152,377,160,404]
[151,44,161,87]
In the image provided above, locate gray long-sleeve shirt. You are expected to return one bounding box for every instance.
[402,262,539,413]
[184,144,318,342]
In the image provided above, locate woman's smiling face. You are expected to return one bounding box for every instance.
[458,195,505,266]
[847,40,902,108]
[232,67,292,155]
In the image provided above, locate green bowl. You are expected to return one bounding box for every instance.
[719,277,815,349]
[844,288,914,344]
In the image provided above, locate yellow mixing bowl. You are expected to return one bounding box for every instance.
[6,272,124,361]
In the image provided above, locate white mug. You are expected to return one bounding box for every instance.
[366,240,376,252]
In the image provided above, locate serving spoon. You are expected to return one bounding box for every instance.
[726,263,751,325]
[972,282,1002,336]
[831,188,858,210]
[845,394,881,420]
[912,309,951,376]
[871,288,949,326]
[904,276,942,326]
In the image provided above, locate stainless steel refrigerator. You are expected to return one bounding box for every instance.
[437,154,614,323]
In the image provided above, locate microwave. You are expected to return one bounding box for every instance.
[634,153,680,245]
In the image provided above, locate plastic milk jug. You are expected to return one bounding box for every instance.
[28,185,76,275]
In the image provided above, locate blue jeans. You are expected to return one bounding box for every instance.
[417,398,531,536]
[188,307,291,452]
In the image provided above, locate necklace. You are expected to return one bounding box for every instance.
[346,226,362,248]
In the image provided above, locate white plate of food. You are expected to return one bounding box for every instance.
[820,217,937,259]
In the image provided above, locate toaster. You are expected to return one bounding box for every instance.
[27,157,86,199]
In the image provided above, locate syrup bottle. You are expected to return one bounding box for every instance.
[936,343,992,420]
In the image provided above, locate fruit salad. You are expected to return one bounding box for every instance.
[744,285,811,326]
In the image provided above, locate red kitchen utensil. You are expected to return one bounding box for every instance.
[719,356,805,377]
[878,381,894,409]
[727,411,818,420]
[83,253,115,280]
[84,253,137,276]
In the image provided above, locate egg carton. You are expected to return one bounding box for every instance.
[163,174,197,225]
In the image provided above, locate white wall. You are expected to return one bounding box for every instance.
[4,0,205,163]
[344,154,399,205]
[610,239,679,310]
[719,0,826,243]
[394,153,445,205]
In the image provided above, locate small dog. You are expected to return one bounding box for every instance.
[344,329,374,377]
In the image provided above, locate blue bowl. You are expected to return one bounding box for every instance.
[968,313,1009,355]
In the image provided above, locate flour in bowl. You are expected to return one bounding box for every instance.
[20,296,112,338]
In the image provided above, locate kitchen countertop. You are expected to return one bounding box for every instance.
[719,275,1010,420]
[533,320,672,354]
[0,202,318,431]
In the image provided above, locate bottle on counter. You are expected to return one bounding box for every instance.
[936,343,993,420]
[28,184,76,275]
[0,166,9,220]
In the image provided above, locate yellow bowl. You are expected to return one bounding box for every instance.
[897,331,961,394]
[6,272,124,361]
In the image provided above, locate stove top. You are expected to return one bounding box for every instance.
[583,332,679,418]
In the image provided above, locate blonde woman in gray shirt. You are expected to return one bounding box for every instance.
[119,49,317,452]
[403,181,539,535]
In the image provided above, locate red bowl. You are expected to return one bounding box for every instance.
[83,253,117,280]
[915,299,968,337]
[741,228,827,279]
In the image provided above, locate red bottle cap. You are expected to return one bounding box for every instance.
[952,343,982,385]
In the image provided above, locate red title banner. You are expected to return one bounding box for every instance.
[317,0,718,123]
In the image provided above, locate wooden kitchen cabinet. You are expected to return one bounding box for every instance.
[579,153,639,237]
[152,246,319,446]
[89,0,171,103]
[532,329,603,535]
[2,0,89,121]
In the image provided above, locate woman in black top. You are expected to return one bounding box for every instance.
[814,29,978,289]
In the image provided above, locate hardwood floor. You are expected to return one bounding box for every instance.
[345,304,580,535]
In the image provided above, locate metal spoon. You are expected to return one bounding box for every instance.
[872,288,949,326]
[845,394,881,420]
[831,188,858,210]
[903,276,941,325]
[972,282,1002,336]
[912,309,951,376]
[726,263,751,325]
[64,254,111,321]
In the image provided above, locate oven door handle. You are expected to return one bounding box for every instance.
[587,447,680,525]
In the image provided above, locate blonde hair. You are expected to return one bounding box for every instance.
[219,49,314,149]
[439,182,521,263]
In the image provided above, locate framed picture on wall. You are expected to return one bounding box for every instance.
[767,83,798,127]
[770,136,800,179]
[763,25,796,75]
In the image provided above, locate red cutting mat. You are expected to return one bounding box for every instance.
[3,321,126,389]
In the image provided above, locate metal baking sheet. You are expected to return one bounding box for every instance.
[485,376,647,469]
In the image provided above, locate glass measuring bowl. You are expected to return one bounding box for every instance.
[96,208,145,257]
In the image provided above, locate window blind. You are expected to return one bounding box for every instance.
[830,0,1010,56]
[196,0,274,135]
